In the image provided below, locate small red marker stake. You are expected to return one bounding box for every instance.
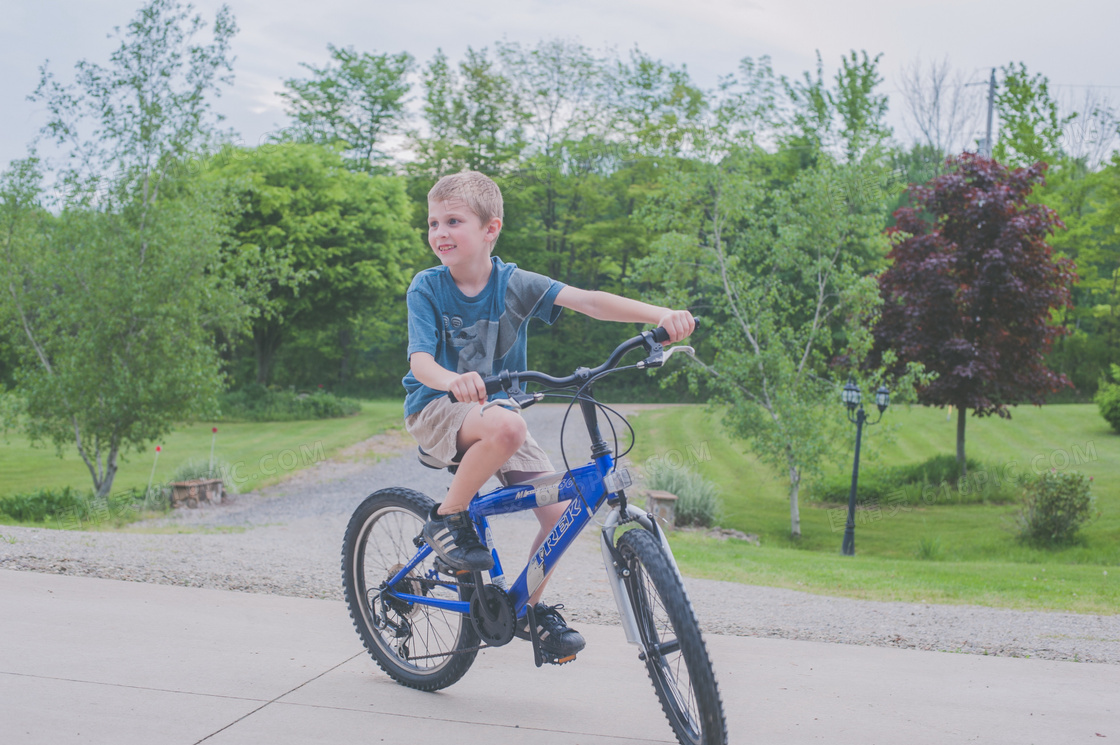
[146,445,162,505]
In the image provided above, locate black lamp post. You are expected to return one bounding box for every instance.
[841,380,890,556]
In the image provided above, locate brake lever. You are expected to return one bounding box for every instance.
[637,344,695,369]
[480,392,543,414]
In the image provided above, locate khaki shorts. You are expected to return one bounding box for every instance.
[405,395,554,478]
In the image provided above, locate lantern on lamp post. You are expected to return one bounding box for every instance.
[840,380,890,556]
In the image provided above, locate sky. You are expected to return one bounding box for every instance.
[3,0,1120,168]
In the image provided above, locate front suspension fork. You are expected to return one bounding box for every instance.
[599,503,683,646]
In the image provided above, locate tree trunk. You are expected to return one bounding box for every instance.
[787,458,802,538]
[338,324,352,385]
[956,405,967,476]
[76,431,120,499]
[96,446,119,498]
[253,321,283,386]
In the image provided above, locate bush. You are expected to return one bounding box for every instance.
[914,535,944,561]
[645,464,722,528]
[807,454,1021,507]
[168,458,238,495]
[217,384,361,422]
[0,486,138,526]
[1095,366,1120,434]
[1015,470,1098,548]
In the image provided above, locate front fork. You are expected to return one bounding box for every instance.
[599,503,684,646]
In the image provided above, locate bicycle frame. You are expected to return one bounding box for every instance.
[382,449,619,620]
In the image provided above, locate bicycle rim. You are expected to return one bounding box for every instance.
[619,529,726,745]
[345,489,476,685]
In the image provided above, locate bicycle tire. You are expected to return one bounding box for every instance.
[617,528,727,745]
[341,487,478,691]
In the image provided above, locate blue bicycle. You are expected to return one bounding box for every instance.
[341,326,727,745]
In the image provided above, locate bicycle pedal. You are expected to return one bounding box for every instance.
[545,653,577,666]
[431,556,469,577]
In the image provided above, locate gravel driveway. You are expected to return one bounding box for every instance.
[2,403,1117,664]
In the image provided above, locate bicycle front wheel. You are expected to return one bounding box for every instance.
[341,487,478,691]
[617,528,727,745]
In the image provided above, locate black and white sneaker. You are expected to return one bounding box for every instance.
[515,603,586,656]
[421,506,493,572]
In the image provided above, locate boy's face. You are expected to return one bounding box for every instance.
[427,199,501,270]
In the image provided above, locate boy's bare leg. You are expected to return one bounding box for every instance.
[527,501,567,605]
[503,469,586,654]
[439,405,528,515]
[503,468,569,605]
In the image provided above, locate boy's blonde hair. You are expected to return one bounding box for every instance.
[428,171,504,231]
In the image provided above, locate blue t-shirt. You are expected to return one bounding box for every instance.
[402,256,566,417]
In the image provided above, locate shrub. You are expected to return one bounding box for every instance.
[807,454,1021,507]
[168,458,238,495]
[1015,470,1097,548]
[1095,366,1120,434]
[217,384,361,422]
[914,535,944,561]
[892,453,973,485]
[645,464,722,528]
[0,486,138,526]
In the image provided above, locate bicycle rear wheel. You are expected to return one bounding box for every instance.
[341,487,478,691]
[617,528,727,745]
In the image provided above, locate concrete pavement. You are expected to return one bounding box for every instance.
[2,568,1117,744]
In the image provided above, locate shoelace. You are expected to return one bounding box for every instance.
[449,517,485,550]
[535,604,572,632]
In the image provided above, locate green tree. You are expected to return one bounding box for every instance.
[279,45,414,170]
[610,48,706,157]
[2,0,248,498]
[1034,160,1115,394]
[1,163,245,498]
[994,62,1074,167]
[832,50,892,162]
[205,143,417,385]
[412,47,526,178]
[31,0,236,202]
[638,151,902,537]
[780,50,892,166]
[633,51,906,534]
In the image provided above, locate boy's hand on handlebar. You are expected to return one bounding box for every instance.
[658,310,696,343]
[447,371,488,404]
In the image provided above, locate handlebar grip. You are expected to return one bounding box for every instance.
[651,316,701,344]
[446,375,504,403]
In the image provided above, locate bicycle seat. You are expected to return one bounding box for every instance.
[417,447,461,474]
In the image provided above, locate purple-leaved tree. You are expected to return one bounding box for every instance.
[872,153,1077,474]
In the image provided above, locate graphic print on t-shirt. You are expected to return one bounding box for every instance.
[444,315,499,374]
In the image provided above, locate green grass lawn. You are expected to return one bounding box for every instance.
[0,400,403,504]
[627,403,1120,614]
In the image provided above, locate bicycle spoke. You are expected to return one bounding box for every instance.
[352,500,471,673]
[619,528,724,744]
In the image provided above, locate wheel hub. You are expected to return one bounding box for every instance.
[384,563,424,618]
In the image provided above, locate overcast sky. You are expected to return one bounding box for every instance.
[3,0,1119,168]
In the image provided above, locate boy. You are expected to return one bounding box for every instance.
[403,171,694,657]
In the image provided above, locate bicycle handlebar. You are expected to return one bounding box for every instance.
[447,319,698,403]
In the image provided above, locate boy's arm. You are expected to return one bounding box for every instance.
[554,286,694,343]
[410,352,489,403]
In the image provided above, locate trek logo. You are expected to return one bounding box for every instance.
[525,499,582,595]
[534,500,582,563]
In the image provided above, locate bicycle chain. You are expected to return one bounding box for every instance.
[401,643,495,661]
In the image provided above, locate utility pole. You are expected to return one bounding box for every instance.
[983,67,996,157]
[969,68,997,157]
